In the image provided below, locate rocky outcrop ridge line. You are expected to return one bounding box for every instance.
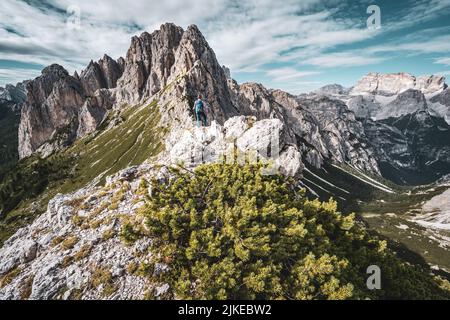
[350,72,447,96]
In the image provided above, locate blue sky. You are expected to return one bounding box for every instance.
[1,0,450,93]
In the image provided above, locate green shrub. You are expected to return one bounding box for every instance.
[102,229,115,241]
[120,220,142,245]
[90,267,117,297]
[130,163,450,300]
[74,244,93,261]
[0,154,74,214]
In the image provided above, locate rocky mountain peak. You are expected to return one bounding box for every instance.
[18,23,237,159]
[26,64,76,108]
[350,72,416,96]
[80,54,123,96]
[41,64,69,77]
[315,84,348,96]
[16,23,383,178]
[116,23,184,102]
[0,81,28,106]
[138,23,238,126]
[350,72,447,96]
[19,65,85,159]
[416,75,447,94]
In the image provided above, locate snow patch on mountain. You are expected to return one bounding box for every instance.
[413,188,450,231]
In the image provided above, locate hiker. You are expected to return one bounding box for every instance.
[194,94,207,127]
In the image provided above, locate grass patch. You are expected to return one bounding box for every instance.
[0,266,21,288]
[91,201,110,218]
[74,244,93,261]
[102,229,115,241]
[64,197,87,209]
[68,288,84,300]
[126,261,139,275]
[89,218,104,230]
[61,255,74,268]
[19,274,34,299]
[61,236,79,251]
[51,236,65,247]
[108,202,119,211]
[90,267,118,298]
[71,214,86,227]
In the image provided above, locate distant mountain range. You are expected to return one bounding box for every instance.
[0,81,28,179]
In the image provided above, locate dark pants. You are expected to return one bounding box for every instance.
[196,110,207,127]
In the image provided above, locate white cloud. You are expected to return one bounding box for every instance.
[208,7,375,72]
[0,0,449,90]
[266,68,320,82]
[383,0,450,31]
[302,52,385,68]
[0,68,41,85]
[0,0,368,71]
[367,33,450,56]
[434,57,450,66]
[436,70,450,76]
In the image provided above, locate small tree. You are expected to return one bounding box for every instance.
[129,163,450,300]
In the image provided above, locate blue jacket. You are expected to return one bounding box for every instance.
[194,99,204,113]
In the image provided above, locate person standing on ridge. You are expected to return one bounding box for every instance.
[194,94,207,127]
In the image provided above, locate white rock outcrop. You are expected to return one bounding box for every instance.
[0,165,159,300]
[162,116,304,178]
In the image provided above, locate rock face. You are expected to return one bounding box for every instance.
[366,110,450,185]
[116,24,184,103]
[353,89,428,121]
[117,23,239,127]
[0,81,28,175]
[0,81,28,110]
[315,84,348,96]
[162,116,303,178]
[76,89,115,138]
[228,82,380,173]
[351,73,416,96]
[296,95,379,173]
[429,88,450,124]
[345,73,449,123]
[18,54,124,159]
[0,164,158,300]
[80,55,123,96]
[18,65,85,159]
[307,72,450,185]
[350,73,447,96]
[416,75,447,94]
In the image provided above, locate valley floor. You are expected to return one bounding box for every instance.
[362,185,450,275]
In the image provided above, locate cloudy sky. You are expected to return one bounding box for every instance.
[1,0,450,93]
